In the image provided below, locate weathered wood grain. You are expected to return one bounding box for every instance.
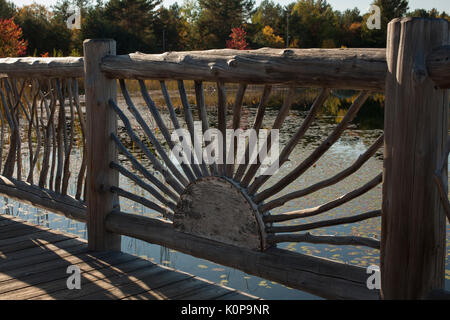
[174,177,264,250]
[0,175,86,222]
[106,211,380,300]
[0,57,84,78]
[101,48,388,90]
[83,39,121,251]
[0,215,258,300]
[381,17,449,299]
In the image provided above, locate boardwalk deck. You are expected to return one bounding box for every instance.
[0,214,259,300]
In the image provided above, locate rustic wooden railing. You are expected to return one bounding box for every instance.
[0,17,448,300]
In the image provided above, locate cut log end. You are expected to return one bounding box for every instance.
[173,176,268,251]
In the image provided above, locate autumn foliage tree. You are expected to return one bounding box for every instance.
[226,26,249,50]
[0,18,27,57]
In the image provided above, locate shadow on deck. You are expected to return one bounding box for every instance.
[0,214,258,300]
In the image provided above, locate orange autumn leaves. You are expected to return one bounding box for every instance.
[0,18,27,57]
[226,25,284,50]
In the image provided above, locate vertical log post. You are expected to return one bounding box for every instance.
[83,39,121,251]
[382,18,449,299]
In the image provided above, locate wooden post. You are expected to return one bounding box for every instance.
[382,18,449,299]
[83,39,121,251]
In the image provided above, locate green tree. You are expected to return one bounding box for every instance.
[81,0,161,54]
[153,4,190,52]
[362,0,409,47]
[0,0,15,19]
[14,4,72,56]
[408,8,449,20]
[197,0,255,48]
[252,0,283,34]
[288,0,338,48]
[334,8,363,47]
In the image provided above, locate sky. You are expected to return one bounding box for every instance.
[11,0,450,13]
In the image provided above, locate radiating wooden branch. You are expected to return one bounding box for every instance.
[109,99,184,195]
[241,86,296,188]
[260,134,384,212]
[111,133,179,203]
[178,80,209,177]
[433,135,450,223]
[38,82,57,189]
[255,91,370,203]
[110,161,177,212]
[25,79,41,185]
[73,78,87,200]
[1,78,19,178]
[48,79,58,190]
[120,80,189,188]
[264,173,382,223]
[249,88,330,194]
[226,83,247,177]
[217,81,227,176]
[194,80,217,176]
[160,80,200,180]
[54,78,66,193]
[0,89,4,170]
[61,79,76,195]
[139,80,194,184]
[267,209,382,233]
[110,186,173,221]
[234,85,272,182]
[268,232,380,249]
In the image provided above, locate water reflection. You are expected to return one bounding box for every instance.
[0,94,448,299]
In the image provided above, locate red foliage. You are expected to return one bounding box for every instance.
[41,52,49,57]
[226,26,249,50]
[0,18,28,57]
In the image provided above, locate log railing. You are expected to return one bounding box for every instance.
[0,17,448,300]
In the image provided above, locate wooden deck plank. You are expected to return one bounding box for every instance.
[0,238,85,264]
[216,291,258,300]
[0,230,47,247]
[174,279,236,300]
[0,214,259,300]
[31,258,154,300]
[0,232,76,254]
[0,250,118,282]
[76,267,191,300]
[0,225,49,240]
[0,251,120,294]
[0,244,88,272]
[0,250,118,284]
[0,252,139,299]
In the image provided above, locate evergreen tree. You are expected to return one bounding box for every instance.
[197,0,255,48]
[288,0,338,48]
[0,0,15,19]
[361,0,409,47]
[81,0,161,54]
[14,4,72,56]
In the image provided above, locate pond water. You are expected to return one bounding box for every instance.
[1,89,449,300]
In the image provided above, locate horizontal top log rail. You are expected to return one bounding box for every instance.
[101,48,387,90]
[0,57,84,78]
[0,46,449,89]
